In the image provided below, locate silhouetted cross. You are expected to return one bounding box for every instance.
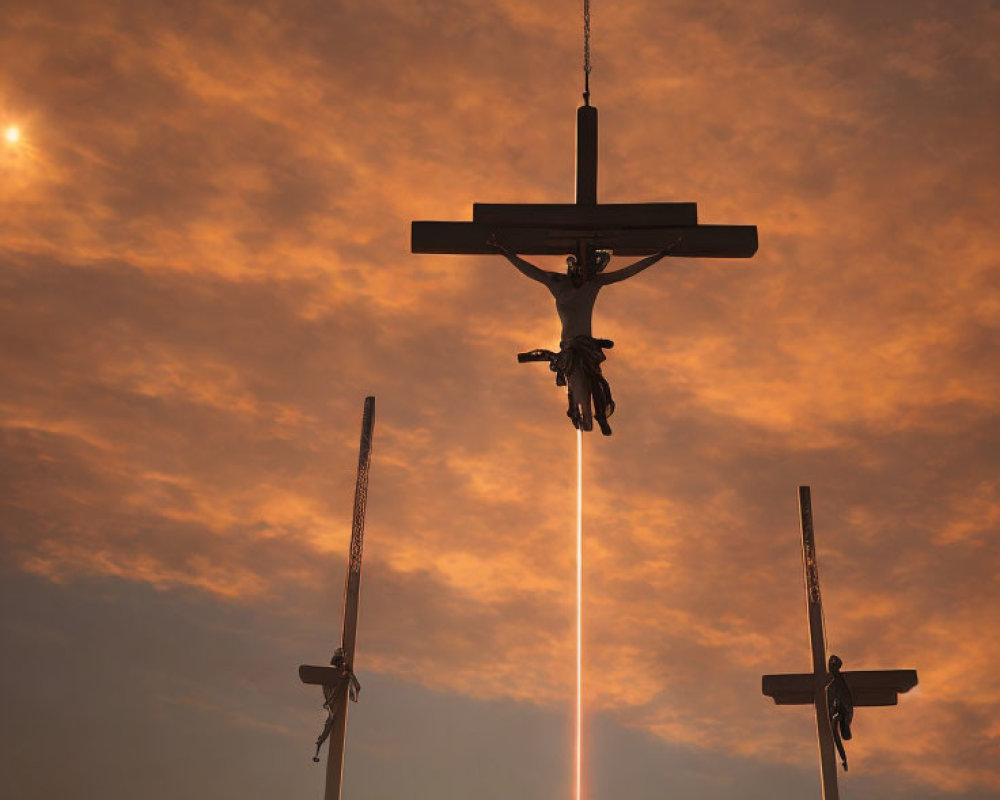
[762,486,918,800]
[299,397,375,800]
[411,105,757,261]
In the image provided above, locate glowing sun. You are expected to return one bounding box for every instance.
[5,126,21,144]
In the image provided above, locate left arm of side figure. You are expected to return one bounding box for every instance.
[598,237,683,285]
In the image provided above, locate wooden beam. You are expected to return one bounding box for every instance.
[297,398,375,800]
[472,202,698,227]
[341,395,375,667]
[299,665,344,686]
[576,105,597,205]
[763,670,919,706]
[323,396,375,800]
[796,486,841,800]
[411,221,758,257]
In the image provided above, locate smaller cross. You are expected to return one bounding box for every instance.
[299,397,376,800]
[761,486,917,800]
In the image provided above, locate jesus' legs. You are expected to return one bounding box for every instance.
[313,713,335,761]
[568,370,594,431]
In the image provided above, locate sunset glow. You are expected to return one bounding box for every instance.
[0,1,997,798]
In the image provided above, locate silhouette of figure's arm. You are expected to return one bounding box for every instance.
[488,234,557,286]
[598,237,683,285]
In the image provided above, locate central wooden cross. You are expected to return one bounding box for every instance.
[412,105,757,260]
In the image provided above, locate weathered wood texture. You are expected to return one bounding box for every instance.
[298,397,376,800]
[796,486,842,800]
[342,395,375,668]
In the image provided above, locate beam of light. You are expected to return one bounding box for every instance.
[576,427,583,800]
[5,126,19,144]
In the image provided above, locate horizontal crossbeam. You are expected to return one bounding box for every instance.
[762,670,918,706]
[472,202,698,227]
[411,222,758,257]
[299,664,343,687]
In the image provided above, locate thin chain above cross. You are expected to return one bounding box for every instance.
[583,0,591,104]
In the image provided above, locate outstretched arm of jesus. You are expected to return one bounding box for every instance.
[598,237,683,285]
[487,234,554,285]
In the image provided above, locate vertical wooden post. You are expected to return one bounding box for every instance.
[325,396,376,800]
[799,486,840,800]
[576,105,598,205]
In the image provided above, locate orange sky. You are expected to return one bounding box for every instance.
[2,1,998,798]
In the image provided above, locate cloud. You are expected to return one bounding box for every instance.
[1,0,998,794]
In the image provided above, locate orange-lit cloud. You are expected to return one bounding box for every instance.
[1,0,998,795]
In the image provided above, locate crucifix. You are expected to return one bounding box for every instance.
[411,94,757,434]
[298,396,376,800]
[762,486,918,799]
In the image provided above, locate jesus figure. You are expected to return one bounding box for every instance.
[488,234,682,435]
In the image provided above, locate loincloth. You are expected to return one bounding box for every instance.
[518,335,616,421]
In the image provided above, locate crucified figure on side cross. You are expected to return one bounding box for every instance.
[826,654,854,772]
[312,648,361,763]
[488,234,681,435]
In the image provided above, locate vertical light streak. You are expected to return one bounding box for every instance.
[576,428,583,800]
